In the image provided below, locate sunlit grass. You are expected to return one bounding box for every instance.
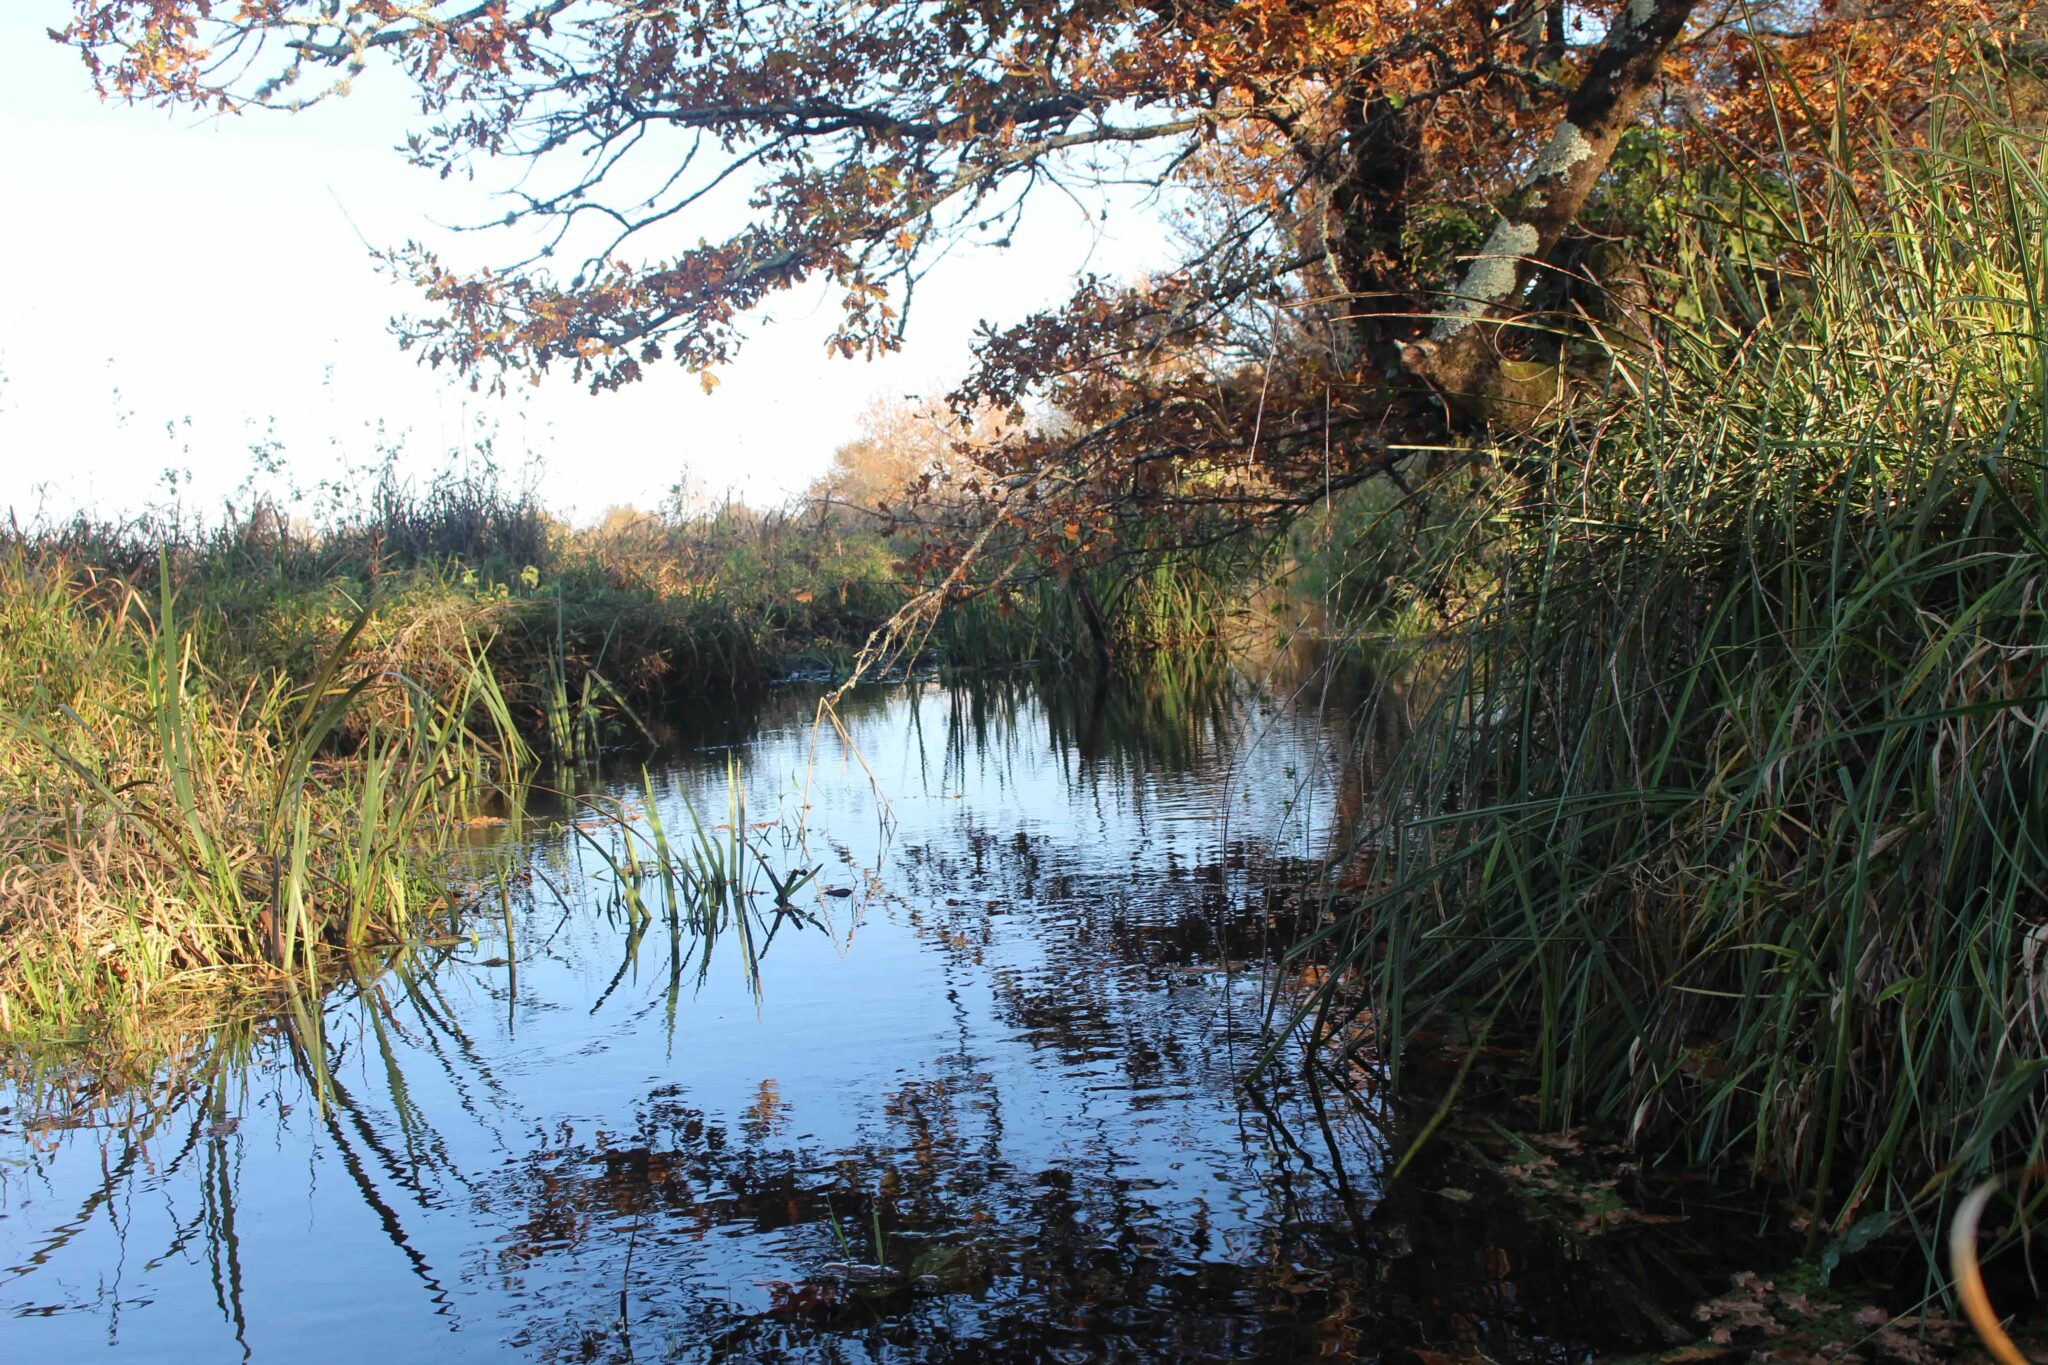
[0,550,530,1043]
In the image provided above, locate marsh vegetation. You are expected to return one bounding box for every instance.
[11,3,2048,1358]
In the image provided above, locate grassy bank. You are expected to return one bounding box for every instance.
[932,549,1248,667]
[0,483,883,1041]
[1297,107,2048,1262]
[36,482,907,721]
[0,550,529,1042]
[0,461,1250,1045]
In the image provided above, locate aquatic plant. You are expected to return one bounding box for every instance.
[1296,104,2048,1266]
[567,759,825,1005]
[0,550,530,1040]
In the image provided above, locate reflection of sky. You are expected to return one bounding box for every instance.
[0,674,1374,1362]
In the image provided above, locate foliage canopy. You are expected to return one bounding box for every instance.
[59,0,2027,578]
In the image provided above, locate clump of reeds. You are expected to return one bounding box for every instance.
[0,550,528,1041]
[1301,98,2048,1257]
[932,548,1244,667]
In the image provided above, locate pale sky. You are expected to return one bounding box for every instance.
[0,8,1166,525]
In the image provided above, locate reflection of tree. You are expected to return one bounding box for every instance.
[7,668,1724,1363]
[8,1029,1712,1363]
[472,1065,1398,1362]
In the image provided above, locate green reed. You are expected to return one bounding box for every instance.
[0,549,532,1040]
[571,758,820,999]
[933,546,1243,668]
[1292,100,2048,1264]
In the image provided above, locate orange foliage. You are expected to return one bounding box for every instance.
[55,0,2041,581]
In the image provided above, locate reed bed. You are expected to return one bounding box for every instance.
[0,551,529,1042]
[933,549,1245,667]
[1300,107,2048,1258]
[12,466,913,742]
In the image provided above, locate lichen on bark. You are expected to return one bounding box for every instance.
[1432,220,1540,340]
[1530,121,1594,182]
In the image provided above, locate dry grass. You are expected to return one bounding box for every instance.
[0,550,526,1043]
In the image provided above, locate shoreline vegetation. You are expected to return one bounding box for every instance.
[1282,109,2048,1318]
[0,466,1240,1049]
[8,78,2048,1346]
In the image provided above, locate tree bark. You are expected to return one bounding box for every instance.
[1410,0,1699,416]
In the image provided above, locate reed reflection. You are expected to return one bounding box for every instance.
[3,665,1702,1363]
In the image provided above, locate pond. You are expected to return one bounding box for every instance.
[2,662,1728,1362]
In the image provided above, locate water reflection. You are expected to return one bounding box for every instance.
[4,664,1694,1361]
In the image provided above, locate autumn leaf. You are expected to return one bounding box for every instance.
[64,0,2000,604]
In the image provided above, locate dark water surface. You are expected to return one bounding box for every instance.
[2,667,1716,1362]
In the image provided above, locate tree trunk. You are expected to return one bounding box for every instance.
[1410,0,1700,415]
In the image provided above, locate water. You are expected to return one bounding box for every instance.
[1,665,1719,1362]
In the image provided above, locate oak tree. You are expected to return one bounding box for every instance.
[61,0,2023,604]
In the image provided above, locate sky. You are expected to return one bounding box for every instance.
[0,8,1166,525]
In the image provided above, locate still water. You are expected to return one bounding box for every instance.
[2,665,1710,1362]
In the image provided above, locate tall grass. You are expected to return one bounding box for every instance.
[12,458,922,744]
[1299,104,2048,1258]
[933,546,1245,667]
[0,551,530,1041]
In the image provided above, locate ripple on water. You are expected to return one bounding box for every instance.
[2,668,1719,1362]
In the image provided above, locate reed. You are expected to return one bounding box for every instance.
[569,760,820,1001]
[933,547,1244,667]
[1294,100,2048,1261]
[0,550,530,1041]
